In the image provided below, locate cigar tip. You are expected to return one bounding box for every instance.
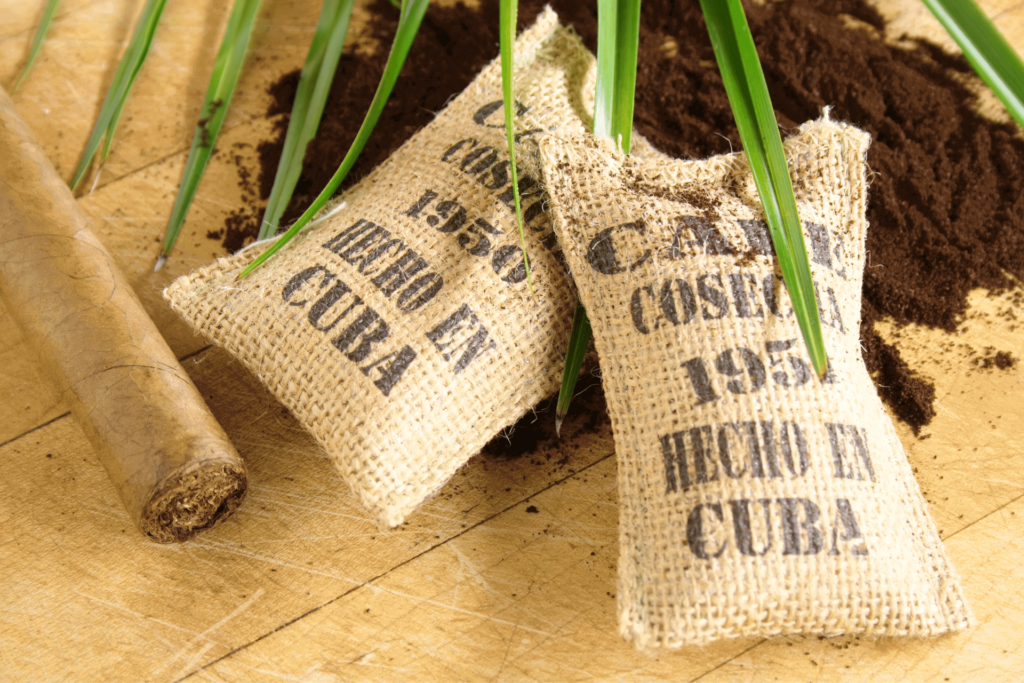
[141,458,247,543]
[154,254,166,272]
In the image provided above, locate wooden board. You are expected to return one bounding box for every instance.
[1,1,1022,680]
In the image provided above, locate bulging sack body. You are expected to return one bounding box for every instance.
[165,10,592,527]
[539,119,970,647]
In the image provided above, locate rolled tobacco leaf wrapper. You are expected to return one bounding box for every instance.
[538,118,971,647]
[165,9,659,528]
[0,86,247,543]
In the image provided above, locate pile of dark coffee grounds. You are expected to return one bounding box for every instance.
[219,0,1024,436]
[612,0,1024,433]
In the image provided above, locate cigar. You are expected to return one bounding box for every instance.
[0,86,247,543]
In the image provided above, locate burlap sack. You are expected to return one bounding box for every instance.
[538,118,971,647]
[165,9,649,527]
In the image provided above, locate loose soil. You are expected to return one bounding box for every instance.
[217,0,1024,439]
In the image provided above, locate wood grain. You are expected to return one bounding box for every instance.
[0,0,1021,680]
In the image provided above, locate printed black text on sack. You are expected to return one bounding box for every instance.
[585,215,849,278]
[322,218,445,312]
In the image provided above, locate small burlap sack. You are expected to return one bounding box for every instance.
[538,118,971,647]
[165,9,643,527]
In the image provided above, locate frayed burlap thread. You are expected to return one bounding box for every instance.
[166,9,608,527]
[538,118,971,647]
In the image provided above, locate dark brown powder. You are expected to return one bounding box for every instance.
[975,348,1018,370]
[224,0,1024,435]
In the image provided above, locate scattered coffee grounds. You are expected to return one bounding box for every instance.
[974,349,1017,370]
[482,372,609,462]
[995,352,1016,370]
[219,207,261,254]
[211,142,264,253]
[861,328,936,430]
[225,0,1023,434]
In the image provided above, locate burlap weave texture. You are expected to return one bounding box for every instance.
[166,10,592,527]
[539,118,970,647]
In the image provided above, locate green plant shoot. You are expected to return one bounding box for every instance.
[555,304,592,436]
[70,0,167,191]
[156,0,263,270]
[500,0,534,295]
[555,0,641,434]
[238,0,429,279]
[592,0,641,153]
[699,0,828,378]
[14,0,62,90]
[259,0,356,241]
[922,0,1024,131]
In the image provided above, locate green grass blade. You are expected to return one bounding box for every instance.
[593,0,640,152]
[610,0,640,153]
[157,0,263,268]
[556,0,641,428]
[238,0,429,278]
[70,0,167,190]
[592,0,618,141]
[260,0,356,240]
[14,0,62,90]
[699,0,827,378]
[555,303,591,436]
[500,0,533,294]
[102,87,131,161]
[555,298,589,429]
[923,0,1024,131]
[102,19,162,162]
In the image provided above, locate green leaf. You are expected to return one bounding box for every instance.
[157,0,263,269]
[14,0,62,90]
[238,0,429,279]
[500,0,533,294]
[556,0,641,430]
[593,0,641,153]
[70,0,168,190]
[259,0,356,240]
[699,0,827,378]
[102,90,130,162]
[555,303,592,437]
[923,0,1024,131]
